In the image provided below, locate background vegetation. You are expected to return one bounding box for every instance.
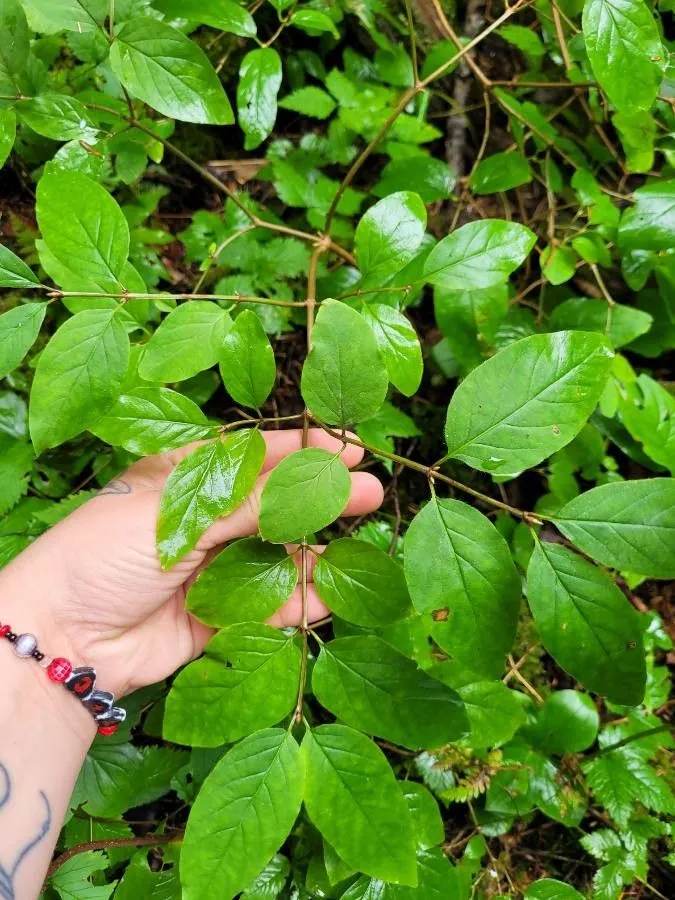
[0,0,674,896]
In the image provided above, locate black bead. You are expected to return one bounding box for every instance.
[7,633,16,642]
[32,650,44,661]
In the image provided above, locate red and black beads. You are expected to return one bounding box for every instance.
[0,623,125,736]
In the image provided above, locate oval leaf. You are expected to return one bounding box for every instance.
[219,310,276,409]
[237,47,282,150]
[354,192,427,286]
[362,304,423,396]
[0,243,41,289]
[0,303,46,379]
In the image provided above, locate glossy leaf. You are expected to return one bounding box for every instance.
[530,690,599,755]
[444,331,613,477]
[550,297,652,348]
[219,310,276,409]
[17,94,98,141]
[374,157,455,203]
[312,635,468,749]
[163,624,300,746]
[354,192,427,286]
[0,244,41,289]
[110,18,234,125]
[405,498,520,676]
[90,386,213,455]
[301,300,389,426]
[139,302,232,383]
[362,304,423,397]
[0,108,16,168]
[313,538,412,627]
[469,151,532,194]
[186,537,298,627]
[156,0,257,38]
[526,540,646,705]
[21,0,107,32]
[157,429,266,567]
[618,180,675,251]
[237,48,282,150]
[423,219,536,290]
[302,724,417,885]
[181,729,304,899]
[434,284,508,372]
[525,878,584,899]
[259,448,351,543]
[29,309,129,453]
[340,847,461,899]
[554,478,675,578]
[0,303,46,379]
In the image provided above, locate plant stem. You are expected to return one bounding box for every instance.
[48,290,306,308]
[590,724,672,758]
[47,833,182,877]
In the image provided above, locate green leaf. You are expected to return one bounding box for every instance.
[469,151,532,194]
[404,498,520,677]
[312,635,468,749]
[17,94,98,141]
[340,848,461,899]
[541,244,577,286]
[241,854,290,899]
[155,0,257,38]
[434,284,508,372]
[583,0,664,112]
[36,169,129,292]
[362,304,422,396]
[374,157,456,203]
[444,331,613,477]
[0,437,33,516]
[90,386,213,455]
[620,373,675,471]
[278,86,336,119]
[423,219,536,290]
[526,540,646,705]
[259,447,351,543]
[456,681,527,749]
[113,849,181,900]
[554,479,675,578]
[550,297,652,348]
[530,690,599,755]
[313,538,412,627]
[524,878,584,899]
[290,9,339,38]
[181,729,304,900]
[618,179,675,251]
[29,309,129,453]
[139,302,232,382]
[21,0,107,33]
[302,724,417,885]
[110,18,234,125]
[0,243,41,289]
[0,0,29,96]
[499,24,547,59]
[401,783,444,851]
[163,624,300,746]
[219,310,276,409]
[237,48,282,150]
[186,537,298,627]
[0,108,16,168]
[355,192,426,287]
[301,300,389,426]
[0,303,46,378]
[49,851,114,900]
[157,429,265,567]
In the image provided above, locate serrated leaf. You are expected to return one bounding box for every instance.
[444,331,613,477]
[554,479,675,578]
[259,447,351,543]
[29,309,129,453]
[17,93,98,141]
[355,192,427,286]
[186,537,298,627]
[404,498,520,677]
[0,303,46,378]
[0,438,33,516]
[278,86,336,119]
[182,729,304,900]
[0,243,41,289]
[423,219,536,290]
[110,17,234,125]
[237,48,282,150]
[313,538,412,627]
[527,541,646,705]
[301,300,389,426]
[163,624,300,746]
[49,851,114,900]
[157,429,265,566]
[302,724,417,885]
[219,310,276,409]
[362,304,423,396]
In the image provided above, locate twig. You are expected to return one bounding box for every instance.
[47,833,182,878]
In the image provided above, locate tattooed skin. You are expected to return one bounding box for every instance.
[96,479,132,497]
[0,763,51,900]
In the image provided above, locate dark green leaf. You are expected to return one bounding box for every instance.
[404,498,520,677]
[444,331,613,477]
[0,0,29,96]
[355,192,427,286]
[362,304,422,396]
[0,243,41,289]
[156,0,257,38]
[186,537,298,627]
[456,681,527,748]
[290,9,339,38]
[554,478,675,578]
[526,540,646,705]
[618,180,675,251]
[313,538,412,627]
[374,157,456,203]
[259,448,351,543]
[620,374,674,472]
[530,690,599,755]
[302,724,417,885]
[237,48,282,150]
[110,18,234,125]
[157,429,266,567]
[469,152,532,194]
[301,300,389,426]
[0,303,46,378]
[550,297,652,348]
[0,108,16,168]
[163,624,300,746]
[219,310,276,409]
[181,729,304,900]
[17,94,98,141]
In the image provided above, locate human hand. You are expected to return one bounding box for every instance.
[0,430,383,699]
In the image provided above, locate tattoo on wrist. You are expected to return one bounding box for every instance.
[0,762,51,900]
[96,479,132,497]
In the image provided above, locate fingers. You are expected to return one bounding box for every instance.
[260,429,364,472]
[268,584,329,627]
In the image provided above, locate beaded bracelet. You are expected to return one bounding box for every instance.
[0,623,126,736]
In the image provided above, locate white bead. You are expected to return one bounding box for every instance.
[14,633,37,658]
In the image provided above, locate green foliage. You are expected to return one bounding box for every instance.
[2,0,674,894]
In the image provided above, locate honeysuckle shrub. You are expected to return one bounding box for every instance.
[0,0,674,896]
